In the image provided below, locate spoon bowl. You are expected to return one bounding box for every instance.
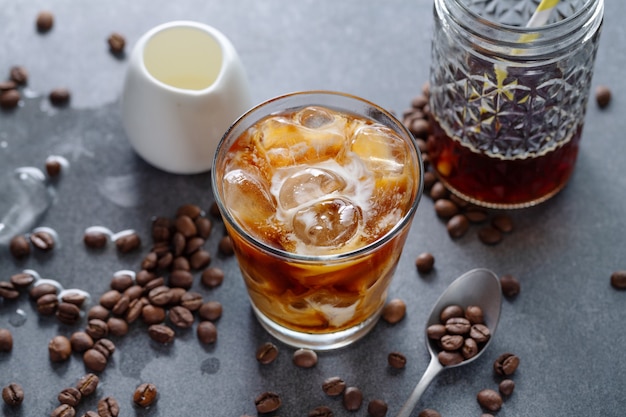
[396,268,502,417]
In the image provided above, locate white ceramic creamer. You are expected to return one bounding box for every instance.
[121,21,252,174]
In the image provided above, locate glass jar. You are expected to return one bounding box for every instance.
[428,0,604,208]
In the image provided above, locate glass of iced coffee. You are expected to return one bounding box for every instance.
[212,91,423,350]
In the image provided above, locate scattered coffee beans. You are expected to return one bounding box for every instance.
[293,348,318,368]
[0,328,13,351]
[2,382,24,406]
[36,11,54,32]
[493,352,520,376]
[10,272,35,288]
[201,267,224,288]
[342,386,363,411]
[148,324,175,344]
[255,391,281,413]
[107,32,126,55]
[500,274,520,298]
[197,321,218,344]
[388,351,407,369]
[84,230,109,248]
[133,382,158,408]
[477,388,503,412]
[382,298,406,324]
[198,300,222,321]
[58,387,82,407]
[70,331,94,353]
[610,270,626,290]
[48,335,72,362]
[499,379,515,396]
[76,373,99,397]
[367,398,388,417]
[255,342,279,365]
[49,88,71,107]
[83,348,108,372]
[322,376,346,397]
[446,214,470,238]
[596,85,611,109]
[415,252,435,273]
[114,232,141,253]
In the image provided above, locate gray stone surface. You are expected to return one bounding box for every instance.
[0,1,624,416]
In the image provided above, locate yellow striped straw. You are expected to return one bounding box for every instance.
[526,0,560,28]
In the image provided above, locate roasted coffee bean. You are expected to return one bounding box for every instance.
[37,293,59,315]
[596,85,612,108]
[111,295,130,316]
[610,270,626,290]
[469,324,491,343]
[0,89,20,109]
[9,235,30,258]
[388,352,407,369]
[97,396,120,417]
[440,334,464,351]
[133,382,158,408]
[58,387,82,407]
[180,291,203,311]
[2,382,23,406]
[57,302,81,325]
[176,204,202,219]
[500,274,520,298]
[141,252,158,270]
[169,305,194,328]
[49,335,72,362]
[198,301,222,321]
[110,273,133,292]
[157,252,174,270]
[115,232,140,253]
[429,182,448,200]
[142,304,166,325]
[465,305,484,324]
[255,391,281,413]
[447,214,469,238]
[50,403,76,417]
[426,324,446,340]
[36,11,54,32]
[107,32,126,54]
[308,405,334,417]
[30,282,57,299]
[82,412,99,417]
[423,171,437,190]
[440,304,463,322]
[195,216,212,238]
[166,287,184,305]
[175,215,197,238]
[197,321,217,344]
[493,352,520,376]
[10,272,35,288]
[293,348,318,368]
[415,252,435,273]
[322,376,346,396]
[30,230,55,250]
[437,350,463,366]
[172,256,191,271]
[170,270,194,289]
[0,328,13,351]
[148,285,172,306]
[83,348,107,372]
[382,298,406,324]
[106,317,129,337]
[367,399,388,417]
[152,219,171,242]
[172,232,186,257]
[93,338,115,358]
[465,208,489,223]
[46,157,62,177]
[434,199,459,219]
[418,409,442,417]
[126,297,147,323]
[9,66,28,85]
[201,267,224,288]
[70,331,94,353]
[76,373,99,397]
[343,386,363,411]
[135,270,156,286]
[209,201,221,217]
[462,337,478,359]
[218,235,234,255]
[478,225,502,245]
[0,80,16,92]
[190,249,211,270]
[86,319,108,340]
[99,290,122,309]
[143,276,165,294]
[83,230,108,248]
[477,389,502,412]
[491,213,514,233]
[0,281,19,299]
[87,305,110,321]
[62,291,87,307]
[185,236,205,255]
[445,317,471,335]
[148,324,175,344]
[255,342,279,364]
[499,379,515,396]
[49,88,71,106]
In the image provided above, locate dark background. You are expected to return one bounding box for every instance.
[1,1,624,416]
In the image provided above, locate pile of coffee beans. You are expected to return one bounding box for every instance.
[427,304,491,366]
[475,352,520,412]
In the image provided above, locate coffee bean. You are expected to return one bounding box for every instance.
[470,324,491,343]
[293,348,317,368]
[9,66,28,85]
[10,272,35,288]
[46,157,62,177]
[440,334,464,351]
[388,351,407,369]
[197,321,217,344]
[50,403,76,417]
[49,88,71,106]
[209,201,221,217]
[148,324,175,344]
[429,182,448,200]
[156,251,173,270]
[465,208,489,223]
[87,305,110,321]
[493,352,520,376]
[62,291,87,307]
[142,304,166,325]
[446,317,471,335]
[0,89,20,110]
[465,305,484,324]
[201,267,224,288]
[141,252,158,270]
[0,328,13,352]
[126,297,147,323]
[97,396,120,417]
[500,274,520,298]
[84,230,108,248]
[0,281,19,299]
[111,295,130,316]
[70,331,94,353]
[367,399,388,417]
[447,214,469,238]
[415,252,435,273]
[30,282,57,299]
[143,276,165,294]
[99,290,122,309]
[462,337,478,359]
[2,382,24,406]
[107,32,126,55]
[148,286,172,306]
[86,319,109,340]
[172,256,191,271]
[49,335,72,362]
[491,213,514,233]
[30,230,55,250]
[133,383,158,408]
[170,270,194,289]
[440,304,463,322]
[418,409,441,417]
[477,389,502,412]
[57,302,81,325]
[478,225,502,245]
[36,10,54,32]
[437,350,463,366]
[426,324,446,340]
[169,305,194,328]
[135,270,156,286]
[0,80,16,92]
[180,291,203,311]
[343,386,363,411]
[198,301,222,321]
[83,348,108,372]
[9,235,30,258]
[185,236,205,255]
[195,217,212,238]
[93,338,115,358]
[256,342,279,365]
[58,387,82,407]
[610,270,626,290]
[115,232,141,253]
[82,412,99,417]
[499,379,515,396]
[322,376,346,397]
[434,199,459,219]
[308,405,334,417]
[76,373,99,397]
[218,235,234,256]
[106,317,129,337]
[596,85,611,109]
[382,298,406,324]
[190,249,211,270]
[37,293,59,315]
[255,391,281,413]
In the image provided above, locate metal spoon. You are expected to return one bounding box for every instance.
[396,268,502,417]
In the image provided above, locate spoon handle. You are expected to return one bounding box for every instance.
[395,357,443,417]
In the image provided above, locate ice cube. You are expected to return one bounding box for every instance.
[251,109,348,167]
[292,198,360,247]
[277,167,347,210]
[295,106,334,129]
[350,124,409,175]
[222,168,276,228]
